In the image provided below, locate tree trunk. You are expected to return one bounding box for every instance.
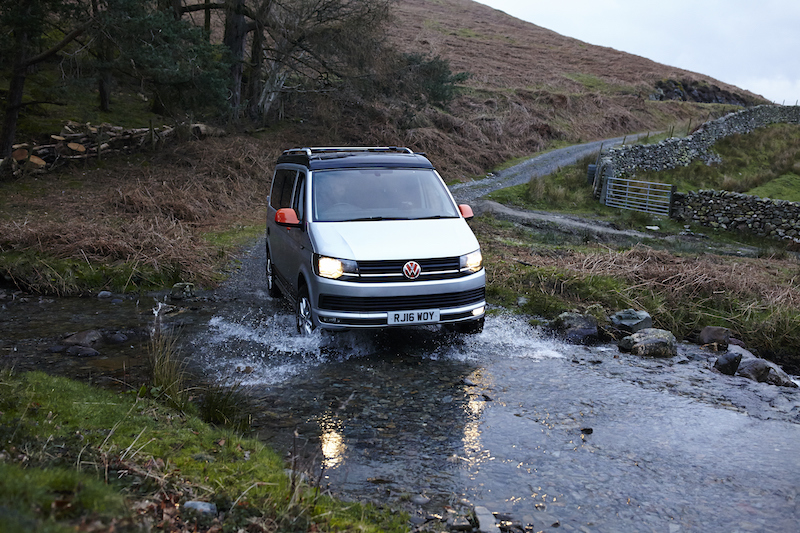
[256,61,289,119]
[98,68,113,112]
[224,0,247,117]
[246,24,265,119]
[0,31,29,159]
[205,0,212,36]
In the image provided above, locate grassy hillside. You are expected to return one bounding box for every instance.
[378,0,766,177]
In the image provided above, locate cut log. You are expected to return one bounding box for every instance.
[67,142,87,153]
[25,155,46,169]
[191,123,226,138]
[11,148,29,162]
[51,135,65,142]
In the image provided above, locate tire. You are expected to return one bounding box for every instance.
[266,246,281,298]
[450,317,484,335]
[586,164,597,185]
[296,284,315,335]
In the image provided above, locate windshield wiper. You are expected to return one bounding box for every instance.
[409,215,458,220]
[345,216,410,222]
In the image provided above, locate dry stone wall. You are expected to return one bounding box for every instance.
[593,105,800,244]
[672,190,800,243]
[596,105,800,181]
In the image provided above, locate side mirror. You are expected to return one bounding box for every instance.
[458,204,474,220]
[275,208,301,227]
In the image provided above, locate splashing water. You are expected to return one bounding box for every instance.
[191,307,568,387]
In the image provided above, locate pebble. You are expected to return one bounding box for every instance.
[183,501,217,514]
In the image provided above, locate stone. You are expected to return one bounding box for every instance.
[63,329,102,347]
[736,358,771,382]
[449,516,473,531]
[699,326,730,349]
[729,346,798,388]
[106,332,128,344]
[713,351,741,375]
[170,282,195,300]
[474,506,500,533]
[610,309,652,333]
[97,290,113,299]
[66,345,100,357]
[618,328,677,358]
[766,366,798,388]
[183,501,217,515]
[551,312,598,344]
[411,494,430,506]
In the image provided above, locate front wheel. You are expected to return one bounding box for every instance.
[296,285,315,335]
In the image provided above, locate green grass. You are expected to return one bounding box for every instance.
[0,250,183,295]
[746,173,800,202]
[0,369,409,532]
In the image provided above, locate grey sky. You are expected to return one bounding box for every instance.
[476,0,800,104]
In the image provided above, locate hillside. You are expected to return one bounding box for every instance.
[375,0,766,178]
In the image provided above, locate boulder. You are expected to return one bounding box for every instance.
[550,312,599,345]
[618,328,677,358]
[729,345,798,388]
[699,326,730,350]
[63,329,102,347]
[170,282,195,300]
[736,358,771,382]
[713,351,741,376]
[610,309,652,333]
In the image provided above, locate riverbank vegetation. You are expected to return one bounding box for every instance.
[0,368,408,532]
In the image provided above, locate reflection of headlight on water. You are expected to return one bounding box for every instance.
[461,369,489,468]
[319,420,346,469]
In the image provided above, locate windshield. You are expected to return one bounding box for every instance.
[312,168,460,222]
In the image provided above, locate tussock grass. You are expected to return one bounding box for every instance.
[147,303,189,411]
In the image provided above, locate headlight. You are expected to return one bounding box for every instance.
[460,249,483,273]
[315,255,358,279]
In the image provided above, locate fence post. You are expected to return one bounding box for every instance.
[668,185,677,217]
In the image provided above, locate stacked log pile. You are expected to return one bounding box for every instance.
[3,121,225,176]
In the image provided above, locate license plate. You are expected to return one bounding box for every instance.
[387,309,440,325]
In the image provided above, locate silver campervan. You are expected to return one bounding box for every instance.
[266,147,485,334]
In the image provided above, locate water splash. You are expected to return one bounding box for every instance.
[194,309,567,386]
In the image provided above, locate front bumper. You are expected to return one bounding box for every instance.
[311,270,486,330]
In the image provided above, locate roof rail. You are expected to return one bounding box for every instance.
[281,146,414,156]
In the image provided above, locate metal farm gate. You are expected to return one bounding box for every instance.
[600,177,676,217]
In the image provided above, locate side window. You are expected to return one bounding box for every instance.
[270,169,297,209]
[292,173,306,221]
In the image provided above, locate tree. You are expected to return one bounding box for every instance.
[0,0,93,158]
[246,0,392,120]
[93,0,232,116]
[181,0,393,120]
[0,0,232,161]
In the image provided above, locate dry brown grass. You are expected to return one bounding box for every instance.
[476,211,800,366]
[0,137,278,291]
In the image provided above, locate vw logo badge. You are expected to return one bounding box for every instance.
[403,261,421,280]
